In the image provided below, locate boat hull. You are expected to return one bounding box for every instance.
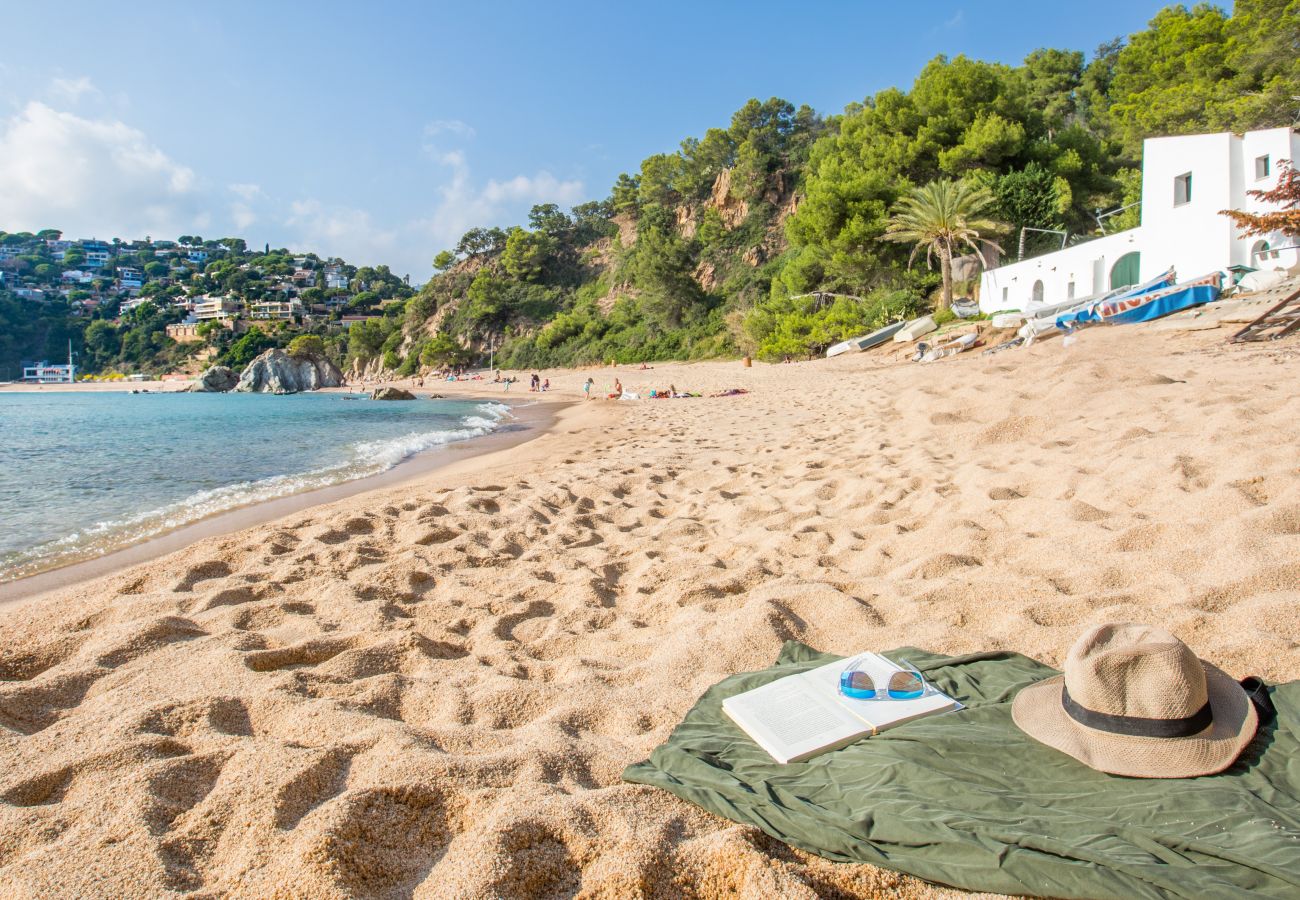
[853,321,906,350]
[826,321,908,357]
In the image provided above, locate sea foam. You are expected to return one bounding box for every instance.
[0,400,513,583]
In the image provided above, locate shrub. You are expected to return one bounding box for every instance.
[287,334,325,358]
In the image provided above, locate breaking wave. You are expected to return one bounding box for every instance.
[0,401,512,583]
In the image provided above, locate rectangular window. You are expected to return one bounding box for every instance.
[1256,155,1271,180]
[1174,172,1192,206]
[1067,281,1075,299]
[1002,287,1008,303]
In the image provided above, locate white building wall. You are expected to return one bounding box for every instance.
[980,127,1300,313]
[978,230,1142,313]
[1236,128,1300,271]
[1139,132,1236,285]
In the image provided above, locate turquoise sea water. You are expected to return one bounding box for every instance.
[0,391,511,582]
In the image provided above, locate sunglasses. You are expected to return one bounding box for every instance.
[838,657,930,700]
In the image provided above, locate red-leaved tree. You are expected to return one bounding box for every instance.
[1220,159,1300,237]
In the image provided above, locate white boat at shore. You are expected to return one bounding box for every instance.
[893,315,938,343]
[826,321,908,357]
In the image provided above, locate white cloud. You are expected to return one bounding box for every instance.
[0,101,201,239]
[228,183,263,229]
[49,76,101,103]
[483,172,585,206]
[230,203,257,230]
[228,182,262,201]
[415,149,584,253]
[944,9,964,28]
[423,119,476,140]
[413,117,585,267]
[0,97,586,283]
[283,199,399,267]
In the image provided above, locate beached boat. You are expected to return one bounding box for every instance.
[825,338,858,358]
[1098,271,1222,324]
[1057,272,1221,328]
[893,315,937,342]
[852,321,906,350]
[825,321,908,357]
[1019,270,1176,343]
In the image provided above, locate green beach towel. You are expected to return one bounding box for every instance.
[623,642,1300,899]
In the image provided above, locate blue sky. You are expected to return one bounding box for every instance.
[0,1,1171,280]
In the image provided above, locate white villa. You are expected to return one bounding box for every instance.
[980,127,1300,313]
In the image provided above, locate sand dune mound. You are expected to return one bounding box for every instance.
[0,326,1296,898]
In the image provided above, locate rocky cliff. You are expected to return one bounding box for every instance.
[235,349,345,394]
[187,365,239,393]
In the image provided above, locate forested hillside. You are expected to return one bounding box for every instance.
[5,2,1294,380]
[390,0,1299,367]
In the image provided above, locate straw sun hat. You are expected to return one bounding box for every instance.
[1012,623,1258,778]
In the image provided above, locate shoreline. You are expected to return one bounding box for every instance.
[0,396,566,604]
[0,379,190,392]
[0,326,1294,896]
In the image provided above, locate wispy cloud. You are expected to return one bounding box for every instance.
[411,117,586,268]
[227,183,262,228]
[228,182,262,202]
[944,9,964,29]
[423,119,476,140]
[49,76,101,103]
[283,199,399,265]
[414,147,584,254]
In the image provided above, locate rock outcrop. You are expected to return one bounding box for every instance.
[709,167,749,230]
[235,349,344,394]
[188,365,239,393]
[370,387,416,401]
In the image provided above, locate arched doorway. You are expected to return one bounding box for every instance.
[1251,240,1271,264]
[1031,280,1044,304]
[1110,252,1140,289]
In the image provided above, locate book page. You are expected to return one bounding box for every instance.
[798,655,958,731]
[722,675,866,764]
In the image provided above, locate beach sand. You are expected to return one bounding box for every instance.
[0,379,190,392]
[0,323,1297,898]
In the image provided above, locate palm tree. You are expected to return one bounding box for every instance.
[883,179,1004,312]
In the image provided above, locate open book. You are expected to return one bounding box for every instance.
[722,653,960,764]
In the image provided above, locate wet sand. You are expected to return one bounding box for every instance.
[0,399,560,604]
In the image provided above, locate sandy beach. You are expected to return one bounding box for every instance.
[0,322,1297,898]
[0,380,190,392]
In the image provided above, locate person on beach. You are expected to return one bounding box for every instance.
[542,378,550,392]
[584,377,594,400]
[609,378,623,399]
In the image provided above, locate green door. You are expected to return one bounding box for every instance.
[1110,252,1140,289]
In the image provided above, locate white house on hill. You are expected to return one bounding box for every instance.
[980,127,1300,313]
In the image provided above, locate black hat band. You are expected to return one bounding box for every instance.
[1062,686,1213,738]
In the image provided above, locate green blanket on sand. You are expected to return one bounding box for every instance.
[622,642,1300,899]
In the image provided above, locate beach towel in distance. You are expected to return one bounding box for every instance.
[623,641,1300,899]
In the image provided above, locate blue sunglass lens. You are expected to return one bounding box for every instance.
[840,670,875,696]
[888,672,924,699]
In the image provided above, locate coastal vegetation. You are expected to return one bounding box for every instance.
[882,180,1005,313]
[2,0,1294,377]
[398,0,1299,365]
